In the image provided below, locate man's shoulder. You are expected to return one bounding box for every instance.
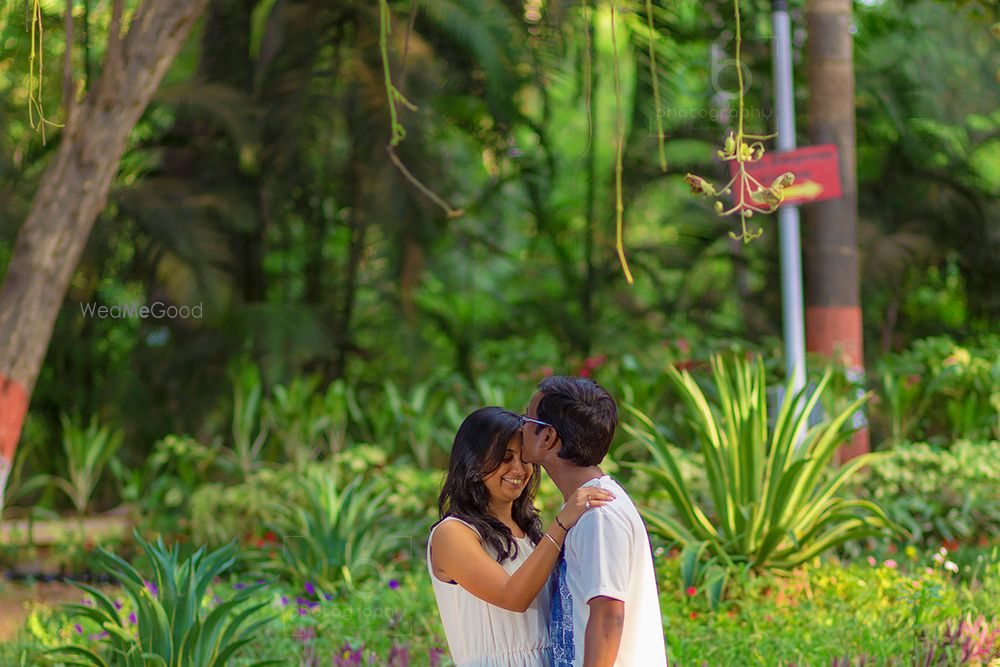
[570,489,641,538]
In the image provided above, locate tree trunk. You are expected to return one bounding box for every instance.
[0,0,209,515]
[803,0,869,461]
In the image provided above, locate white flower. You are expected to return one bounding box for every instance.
[944,560,959,573]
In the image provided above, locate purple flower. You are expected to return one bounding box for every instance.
[74,623,84,635]
[144,580,158,597]
[324,593,334,601]
[297,607,309,616]
[429,647,445,667]
[80,598,93,607]
[128,611,137,625]
[293,626,317,643]
[255,578,267,585]
[304,581,315,597]
[388,642,410,667]
[279,596,289,607]
[113,598,124,611]
[388,579,400,590]
[234,582,247,590]
[334,642,364,667]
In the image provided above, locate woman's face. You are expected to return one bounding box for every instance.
[481,433,532,505]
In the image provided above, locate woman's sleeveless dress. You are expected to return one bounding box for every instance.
[427,517,551,667]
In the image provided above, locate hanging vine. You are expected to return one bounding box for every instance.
[378,0,463,218]
[683,0,795,243]
[27,0,64,143]
[645,0,666,173]
[610,1,634,284]
[581,0,593,150]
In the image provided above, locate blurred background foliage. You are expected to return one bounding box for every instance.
[0,0,997,514]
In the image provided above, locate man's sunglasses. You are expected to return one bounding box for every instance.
[520,415,553,430]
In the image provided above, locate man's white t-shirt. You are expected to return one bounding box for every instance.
[563,475,667,667]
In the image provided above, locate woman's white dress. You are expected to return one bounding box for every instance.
[427,517,551,667]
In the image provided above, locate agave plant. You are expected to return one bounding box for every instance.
[38,531,277,667]
[365,379,456,468]
[49,414,124,516]
[263,467,405,592]
[266,376,364,467]
[623,354,897,572]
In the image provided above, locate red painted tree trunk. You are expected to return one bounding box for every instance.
[804,0,869,462]
[0,0,208,515]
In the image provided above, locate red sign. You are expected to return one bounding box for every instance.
[729,143,843,206]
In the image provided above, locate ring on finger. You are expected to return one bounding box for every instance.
[585,500,591,509]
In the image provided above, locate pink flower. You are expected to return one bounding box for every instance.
[685,586,697,596]
[867,556,877,567]
[883,559,897,569]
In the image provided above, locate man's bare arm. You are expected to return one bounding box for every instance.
[583,596,625,667]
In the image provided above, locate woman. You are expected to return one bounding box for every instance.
[428,407,615,667]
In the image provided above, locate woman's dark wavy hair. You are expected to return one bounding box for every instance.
[435,407,543,563]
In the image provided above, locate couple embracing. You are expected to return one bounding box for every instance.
[427,376,667,667]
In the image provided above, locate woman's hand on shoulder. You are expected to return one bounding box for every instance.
[556,486,615,529]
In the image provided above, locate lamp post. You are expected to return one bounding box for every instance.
[771,0,807,402]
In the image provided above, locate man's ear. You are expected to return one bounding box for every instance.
[542,428,559,453]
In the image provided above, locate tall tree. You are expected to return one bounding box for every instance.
[803,0,868,460]
[0,0,209,514]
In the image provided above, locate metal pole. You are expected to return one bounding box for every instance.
[771,0,807,402]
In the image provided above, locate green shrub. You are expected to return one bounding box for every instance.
[625,354,895,572]
[874,335,1000,445]
[47,415,123,516]
[38,532,277,667]
[852,440,1000,546]
[261,467,409,592]
[658,547,1000,665]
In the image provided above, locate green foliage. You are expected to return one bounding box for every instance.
[266,375,362,468]
[224,364,268,480]
[38,532,278,667]
[363,379,461,469]
[853,440,1000,547]
[12,543,1000,666]
[874,335,1000,446]
[625,354,895,571]
[658,548,1000,665]
[48,416,123,517]
[261,467,406,593]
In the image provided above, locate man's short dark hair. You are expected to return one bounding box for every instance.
[536,375,618,467]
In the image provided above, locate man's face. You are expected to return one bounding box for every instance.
[520,391,548,464]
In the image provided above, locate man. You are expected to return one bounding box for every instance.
[520,375,667,667]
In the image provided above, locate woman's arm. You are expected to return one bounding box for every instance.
[431,488,614,612]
